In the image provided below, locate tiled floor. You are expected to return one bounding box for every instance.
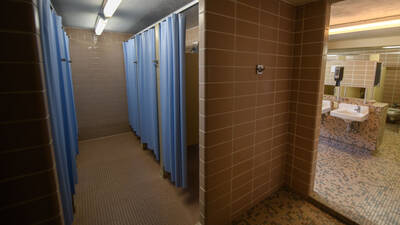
[314,123,400,225]
[232,189,343,225]
[72,132,199,225]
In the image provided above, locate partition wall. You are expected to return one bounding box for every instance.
[39,1,79,225]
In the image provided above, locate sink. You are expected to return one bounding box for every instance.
[330,103,369,122]
[322,100,331,114]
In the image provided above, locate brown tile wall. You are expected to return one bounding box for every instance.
[0,0,62,224]
[286,0,330,195]
[199,0,301,224]
[65,28,132,140]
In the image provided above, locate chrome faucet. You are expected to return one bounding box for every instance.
[354,105,361,113]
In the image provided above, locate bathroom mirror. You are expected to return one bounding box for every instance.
[324,85,335,95]
[340,86,366,99]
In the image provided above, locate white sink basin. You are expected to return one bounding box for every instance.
[330,103,369,122]
[322,100,331,114]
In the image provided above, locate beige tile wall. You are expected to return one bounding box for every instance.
[286,0,330,196]
[383,68,400,104]
[198,0,311,224]
[381,54,400,105]
[65,28,132,140]
[324,59,377,87]
[0,0,62,224]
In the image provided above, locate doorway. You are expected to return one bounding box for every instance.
[312,1,400,224]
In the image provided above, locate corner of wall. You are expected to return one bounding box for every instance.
[286,0,331,196]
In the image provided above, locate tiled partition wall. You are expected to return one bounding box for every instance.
[199,0,330,224]
[286,1,330,195]
[198,0,295,223]
[383,68,400,104]
[381,54,400,104]
[186,26,199,51]
[0,0,62,224]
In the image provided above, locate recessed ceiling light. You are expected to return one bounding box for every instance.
[329,19,400,35]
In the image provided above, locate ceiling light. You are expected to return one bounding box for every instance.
[329,19,400,35]
[103,0,122,17]
[383,46,400,49]
[95,17,108,35]
[383,51,400,54]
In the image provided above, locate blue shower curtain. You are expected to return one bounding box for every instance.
[39,1,78,225]
[54,15,78,192]
[123,42,133,128]
[159,14,187,187]
[123,39,140,133]
[136,29,160,159]
[63,32,79,157]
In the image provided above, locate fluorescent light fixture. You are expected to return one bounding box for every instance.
[329,19,400,35]
[327,54,337,57]
[383,46,400,49]
[103,0,122,17]
[95,17,108,36]
[383,51,400,54]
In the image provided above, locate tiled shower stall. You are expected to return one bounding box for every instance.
[198,0,330,224]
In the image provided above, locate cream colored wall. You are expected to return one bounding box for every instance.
[329,35,400,50]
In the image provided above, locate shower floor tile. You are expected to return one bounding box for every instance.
[232,188,343,225]
[314,123,400,225]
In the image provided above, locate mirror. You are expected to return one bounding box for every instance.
[324,85,335,95]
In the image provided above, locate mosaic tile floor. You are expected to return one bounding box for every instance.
[232,189,343,225]
[314,123,400,225]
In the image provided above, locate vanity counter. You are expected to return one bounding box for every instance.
[320,95,388,150]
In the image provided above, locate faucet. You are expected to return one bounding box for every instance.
[354,105,361,113]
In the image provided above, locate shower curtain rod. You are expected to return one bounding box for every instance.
[130,0,198,39]
[49,0,58,15]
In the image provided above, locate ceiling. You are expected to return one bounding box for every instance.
[330,0,400,25]
[53,0,400,36]
[52,0,321,35]
[329,0,400,41]
[52,0,194,34]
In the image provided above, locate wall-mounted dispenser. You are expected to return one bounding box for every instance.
[333,66,344,86]
[374,62,382,86]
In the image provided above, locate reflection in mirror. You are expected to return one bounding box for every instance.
[323,51,400,105]
[324,85,335,95]
[341,87,365,99]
